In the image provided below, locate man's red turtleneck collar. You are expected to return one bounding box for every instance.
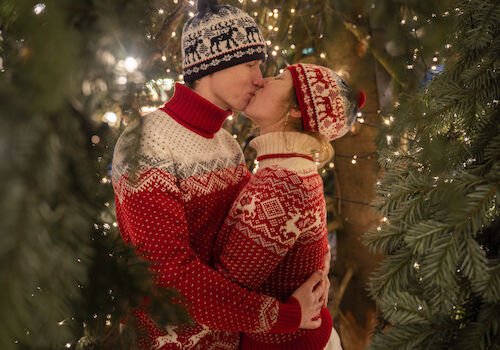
[160,83,232,138]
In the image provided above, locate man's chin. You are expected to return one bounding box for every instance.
[234,100,251,113]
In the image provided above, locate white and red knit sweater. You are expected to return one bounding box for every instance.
[112,83,301,349]
[215,132,333,350]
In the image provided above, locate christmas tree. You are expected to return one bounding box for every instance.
[0,1,188,349]
[365,0,500,348]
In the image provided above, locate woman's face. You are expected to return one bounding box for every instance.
[243,69,295,134]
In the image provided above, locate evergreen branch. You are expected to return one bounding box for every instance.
[404,221,450,255]
[421,233,459,288]
[370,249,413,298]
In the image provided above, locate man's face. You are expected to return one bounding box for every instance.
[205,60,264,111]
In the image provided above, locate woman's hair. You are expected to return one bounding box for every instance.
[285,86,334,168]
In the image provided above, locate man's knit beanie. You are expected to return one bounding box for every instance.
[286,63,366,141]
[181,0,266,82]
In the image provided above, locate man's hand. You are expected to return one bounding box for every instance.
[291,270,325,329]
[320,244,331,308]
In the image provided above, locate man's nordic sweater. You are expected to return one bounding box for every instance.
[112,83,301,350]
[215,132,333,350]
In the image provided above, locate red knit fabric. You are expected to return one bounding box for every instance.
[112,84,301,349]
[215,163,333,350]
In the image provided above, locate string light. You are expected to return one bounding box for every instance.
[33,3,46,15]
[124,57,139,72]
[104,111,117,126]
[291,8,295,14]
[351,155,358,164]
[320,52,326,59]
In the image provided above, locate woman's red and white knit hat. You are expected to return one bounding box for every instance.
[286,63,365,141]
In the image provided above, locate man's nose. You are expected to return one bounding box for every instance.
[253,69,264,88]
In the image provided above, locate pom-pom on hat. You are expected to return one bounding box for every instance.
[181,0,266,82]
[286,63,364,141]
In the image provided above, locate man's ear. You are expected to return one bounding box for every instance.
[289,107,302,119]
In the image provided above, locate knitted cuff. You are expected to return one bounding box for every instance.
[267,296,301,334]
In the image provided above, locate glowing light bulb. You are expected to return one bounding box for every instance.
[125,57,139,72]
[34,3,46,15]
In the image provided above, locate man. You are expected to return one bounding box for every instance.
[112,1,330,348]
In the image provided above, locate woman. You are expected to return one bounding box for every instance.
[214,63,364,350]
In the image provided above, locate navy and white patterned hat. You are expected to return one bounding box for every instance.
[182,0,266,82]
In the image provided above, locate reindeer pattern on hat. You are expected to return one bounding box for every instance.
[181,5,266,81]
[288,63,357,141]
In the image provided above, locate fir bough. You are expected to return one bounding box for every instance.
[366,0,500,349]
[0,0,188,348]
